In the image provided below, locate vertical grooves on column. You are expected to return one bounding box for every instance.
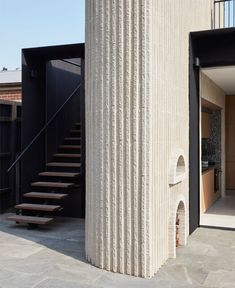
[162,0,165,266]
[152,0,155,273]
[124,0,132,275]
[117,0,124,274]
[104,0,111,271]
[98,0,104,268]
[165,0,169,265]
[138,0,143,276]
[86,0,152,278]
[140,0,147,277]
[132,0,139,276]
[160,0,163,268]
[110,0,117,272]
[154,0,159,271]
[146,0,152,277]
[94,0,99,266]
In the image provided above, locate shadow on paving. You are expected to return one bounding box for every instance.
[0,212,87,264]
[1,213,235,288]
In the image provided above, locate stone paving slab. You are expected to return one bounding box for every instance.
[0,213,234,288]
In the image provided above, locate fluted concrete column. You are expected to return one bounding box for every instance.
[85,0,152,278]
[85,0,212,279]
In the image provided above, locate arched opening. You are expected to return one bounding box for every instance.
[176,156,185,176]
[169,150,187,185]
[169,199,187,258]
[175,201,186,248]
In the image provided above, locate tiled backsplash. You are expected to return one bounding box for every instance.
[202,109,221,163]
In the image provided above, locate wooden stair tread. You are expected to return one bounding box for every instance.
[53,153,81,158]
[7,215,54,225]
[24,192,68,200]
[15,203,61,212]
[8,121,84,229]
[31,181,75,188]
[70,129,80,133]
[60,145,81,149]
[46,162,81,168]
[39,171,80,177]
[64,137,81,141]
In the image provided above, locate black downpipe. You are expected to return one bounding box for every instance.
[80,58,86,218]
[189,36,200,234]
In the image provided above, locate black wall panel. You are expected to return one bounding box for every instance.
[45,59,81,162]
[21,44,85,217]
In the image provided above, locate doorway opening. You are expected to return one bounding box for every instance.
[189,28,235,233]
[200,67,235,229]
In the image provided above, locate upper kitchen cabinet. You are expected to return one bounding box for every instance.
[201,111,211,139]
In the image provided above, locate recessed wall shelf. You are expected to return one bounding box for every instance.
[169,149,187,185]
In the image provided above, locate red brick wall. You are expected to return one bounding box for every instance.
[0,87,21,101]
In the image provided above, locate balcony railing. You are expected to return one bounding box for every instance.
[213,0,235,28]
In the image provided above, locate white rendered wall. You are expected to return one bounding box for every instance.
[151,1,212,272]
[86,0,212,278]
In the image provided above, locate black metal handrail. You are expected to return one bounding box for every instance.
[7,82,81,173]
[60,59,81,67]
[214,0,235,28]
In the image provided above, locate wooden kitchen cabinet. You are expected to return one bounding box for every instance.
[201,112,211,139]
[201,169,220,213]
[226,96,235,189]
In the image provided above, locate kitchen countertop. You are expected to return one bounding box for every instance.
[202,164,221,174]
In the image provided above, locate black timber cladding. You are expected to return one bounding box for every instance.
[0,100,21,212]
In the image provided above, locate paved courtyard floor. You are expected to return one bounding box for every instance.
[0,213,235,288]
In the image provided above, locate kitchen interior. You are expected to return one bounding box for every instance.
[200,68,235,229]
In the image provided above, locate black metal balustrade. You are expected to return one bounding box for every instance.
[8,80,83,209]
[214,0,235,28]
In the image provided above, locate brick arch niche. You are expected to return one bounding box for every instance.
[169,199,187,258]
